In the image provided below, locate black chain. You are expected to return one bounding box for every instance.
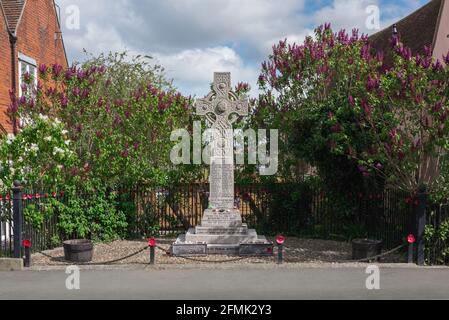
[156,245,269,263]
[335,244,406,263]
[36,246,149,265]
[34,242,408,266]
[86,246,149,265]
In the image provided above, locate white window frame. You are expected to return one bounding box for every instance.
[18,53,38,97]
[18,53,38,129]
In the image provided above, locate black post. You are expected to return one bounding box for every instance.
[277,244,283,265]
[408,243,414,264]
[416,186,427,266]
[150,246,155,265]
[12,181,23,259]
[24,246,31,268]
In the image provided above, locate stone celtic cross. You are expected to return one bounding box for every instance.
[196,72,249,210]
[172,72,272,256]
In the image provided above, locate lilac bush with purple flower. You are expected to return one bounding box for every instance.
[4,52,198,241]
[11,52,195,189]
[256,24,449,196]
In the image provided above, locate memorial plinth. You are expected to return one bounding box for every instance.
[172,208,273,256]
[171,73,273,257]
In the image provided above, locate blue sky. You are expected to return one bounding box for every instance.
[57,0,430,97]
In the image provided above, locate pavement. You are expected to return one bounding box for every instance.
[0,264,449,300]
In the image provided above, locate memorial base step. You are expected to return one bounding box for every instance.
[200,209,244,228]
[195,225,249,235]
[185,228,258,244]
[171,234,273,257]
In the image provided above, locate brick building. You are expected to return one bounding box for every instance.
[0,0,67,135]
[370,0,449,67]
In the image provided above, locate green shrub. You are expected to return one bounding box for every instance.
[53,187,127,242]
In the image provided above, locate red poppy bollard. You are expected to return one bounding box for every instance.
[276,236,286,265]
[148,238,156,265]
[408,234,416,264]
[23,239,31,268]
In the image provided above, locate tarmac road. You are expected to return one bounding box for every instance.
[0,265,448,300]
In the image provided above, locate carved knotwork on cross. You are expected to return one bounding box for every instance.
[196,72,249,133]
[195,72,249,209]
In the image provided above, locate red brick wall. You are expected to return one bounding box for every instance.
[0,8,12,134]
[434,0,449,64]
[0,0,68,133]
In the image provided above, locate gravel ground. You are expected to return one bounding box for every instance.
[31,237,406,266]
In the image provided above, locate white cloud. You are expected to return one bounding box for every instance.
[55,0,424,97]
[64,22,130,61]
[58,0,307,54]
[311,0,381,34]
[264,29,315,51]
[154,47,259,97]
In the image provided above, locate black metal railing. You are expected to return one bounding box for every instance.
[0,182,430,262]
[426,202,449,265]
[0,195,13,257]
[363,189,412,250]
[0,187,67,257]
[128,184,413,250]
[21,191,65,253]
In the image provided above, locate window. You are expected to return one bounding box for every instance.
[18,53,38,97]
[18,54,38,129]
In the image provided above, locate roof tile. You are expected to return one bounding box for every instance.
[0,0,26,32]
[369,0,443,68]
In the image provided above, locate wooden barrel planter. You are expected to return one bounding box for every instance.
[63,240,94,263]
[352,239,383,261]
